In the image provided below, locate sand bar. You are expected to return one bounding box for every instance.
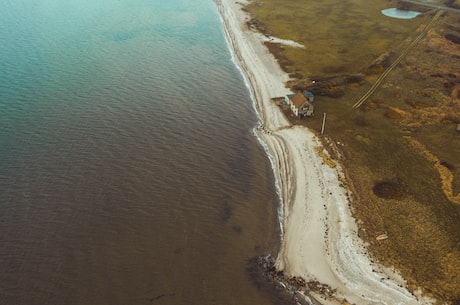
[215,0,434,304]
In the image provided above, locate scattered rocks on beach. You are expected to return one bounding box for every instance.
[247,255,340,305]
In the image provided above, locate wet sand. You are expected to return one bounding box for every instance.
[215,0,435,304]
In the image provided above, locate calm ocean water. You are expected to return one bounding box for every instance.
[0,1,280,304]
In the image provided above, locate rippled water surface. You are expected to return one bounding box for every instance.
[0,1,280,304]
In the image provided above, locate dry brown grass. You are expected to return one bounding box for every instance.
[245,0,423,77]
[245,0,460,302]
[314,146,336,169]
[405,136,460,205]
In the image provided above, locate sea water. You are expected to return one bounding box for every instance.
[0,1,280,304]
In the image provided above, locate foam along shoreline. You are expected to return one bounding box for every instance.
[215,0,435,304]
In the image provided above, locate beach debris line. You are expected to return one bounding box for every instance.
[256,123,273,135]
[246,255,338,305]
[376,233,389,241]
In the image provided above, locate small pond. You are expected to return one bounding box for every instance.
[381,8,421,19]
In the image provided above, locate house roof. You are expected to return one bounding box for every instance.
[291,91,307,108]
[304,91,314,99]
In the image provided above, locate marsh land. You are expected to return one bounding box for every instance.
[244,0,460,303]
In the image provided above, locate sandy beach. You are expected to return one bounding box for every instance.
[215,0,435,304]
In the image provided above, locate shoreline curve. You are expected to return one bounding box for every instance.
[215,0,434,304]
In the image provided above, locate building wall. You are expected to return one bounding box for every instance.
[290,102,299,116]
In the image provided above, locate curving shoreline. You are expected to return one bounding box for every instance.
[215,0,435,304]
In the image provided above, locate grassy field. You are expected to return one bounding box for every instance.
[245,0,460,303]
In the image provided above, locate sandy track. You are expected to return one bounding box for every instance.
[215,0,433,304]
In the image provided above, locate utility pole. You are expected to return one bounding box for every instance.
[321,113,326,135]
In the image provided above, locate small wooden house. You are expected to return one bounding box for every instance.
[284,91,315,117]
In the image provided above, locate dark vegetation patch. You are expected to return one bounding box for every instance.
[291,74,364,98]
[246,18,268,35]
[363,52,394,75]
[430,73,458,91]
[406,99,429,109]
[354,115,369,127]
[445,33,460,44]
[264,42,293,73]
[440,160,455,171]
[373,181,405,200]
[445,0,460,9]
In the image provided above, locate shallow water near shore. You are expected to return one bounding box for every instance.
[0,1,281,304]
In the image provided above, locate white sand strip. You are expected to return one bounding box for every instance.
[215,0,434,304]
[262,36,305,48]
